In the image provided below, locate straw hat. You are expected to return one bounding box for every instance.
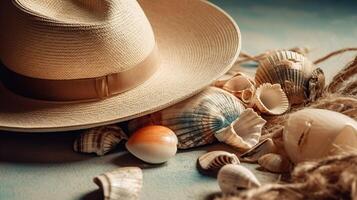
[0,0,241,132]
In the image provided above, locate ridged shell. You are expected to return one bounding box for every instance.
[73,125,128,156]
[94,167,143,200]
[218,164,261,193]
[258,153,292,173]
[215,108,266,150]
[128,87,247,149]
[253,83,289,115]
[283,108,357,163]
[221,72,256,104]
[240,138,278,163]
[255,50,324,105]
[197,151,240,173]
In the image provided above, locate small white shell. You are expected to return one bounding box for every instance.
[198,151,240,172]
[73,125,128,156]
[218,164,261,193]
[240,138,278,163]
[94,167,143,200]
[252,83,289,115]
[283,108,357,163]
[126,125,178,164]
[258,153,292,173]
[222,73,256,104]
[215,108,266,150]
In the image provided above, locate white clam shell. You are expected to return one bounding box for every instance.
[94,167,143,200]
[73,125,128,156]
[215,108,266,150]
[283,108,357,163]
[258,153,292,173]
[218,164,261,193]
[198,151,240,173]
[128,87,247,149]
[240,138,278,163]
[255,50,319,105]
[222,73,256,104]
[126,125,178,164]
[252,83,289,115]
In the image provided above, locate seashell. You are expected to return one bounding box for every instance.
[221,72,256,104]
[73,125,128,156]
[218,164,261,193]
[258,153,292,173]
[126,125,178,164]
[283,108,357,163]
[128,87,263,150]
[94,167,143,200]
[197,151,240,173]
[255,50,325,105]
[240,138,278,163]
[215,108,266,150]
[252,83,289,115]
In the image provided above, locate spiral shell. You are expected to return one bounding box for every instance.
[94,167,143,200]
[128,87,257,149]
[197,151,240,174]
[255,50,324,105]
[73,125,128,156]
[221,72,256,104]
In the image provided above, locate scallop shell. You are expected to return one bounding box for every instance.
[73,125,128,156]
[215,108,266,150]
[258,153,292,173]
[255,50,324,105]
[94,167,143,200]
[252,83,289,115]
[283,108,357,163]
[128,87,252,149]
[218,164,261,193]
[126,125,178,164]
[197,151,240,173]
[240,138,278,163]
[221,72,256,104]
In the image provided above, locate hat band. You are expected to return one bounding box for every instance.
[0,47,160,102]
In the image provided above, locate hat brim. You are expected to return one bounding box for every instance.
[0,0,241,132]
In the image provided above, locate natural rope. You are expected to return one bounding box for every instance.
[313,47,357,64]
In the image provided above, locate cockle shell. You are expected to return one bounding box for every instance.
[218,164,261,193]
[126,125,178,164]
[255,50,325,105]
[215,108,266,150]
[283,108,357,163]
[240,138,278,163]
[258,153,292,173]
[128,87,265,150]
[73,125,128,156]
[252,83,289,115]
[221,72,256,104]
[94,167,143,200]
[197,151,240,173]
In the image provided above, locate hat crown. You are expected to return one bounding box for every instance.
[0,0,156,80]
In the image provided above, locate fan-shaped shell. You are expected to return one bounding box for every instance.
[128,87,247,149]
[240,138,278,163]
[253,83,289,115]
[218,164,261,193]
[73,125,128,156]
[258,153,292,173]
[283,108,357,163]
[215,108,266,150]
[221,72,256,104]
[197,151,240,173]
[94,167,143,200]
[255,50,323,105]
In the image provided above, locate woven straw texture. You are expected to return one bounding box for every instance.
[0,0,241,132]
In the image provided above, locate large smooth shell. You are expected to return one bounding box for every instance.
[255,50,321,105]
[128,87,246,149]
[283,108,357,163]
[215,108,266,150]
[221,72,256,104]
[218,164,261,193]
[94,167,143,200]
[253,83,289,115]
[126,125,178,164]
[73,125,128,156]
[198,151,240,173]
[258,153,292,173]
